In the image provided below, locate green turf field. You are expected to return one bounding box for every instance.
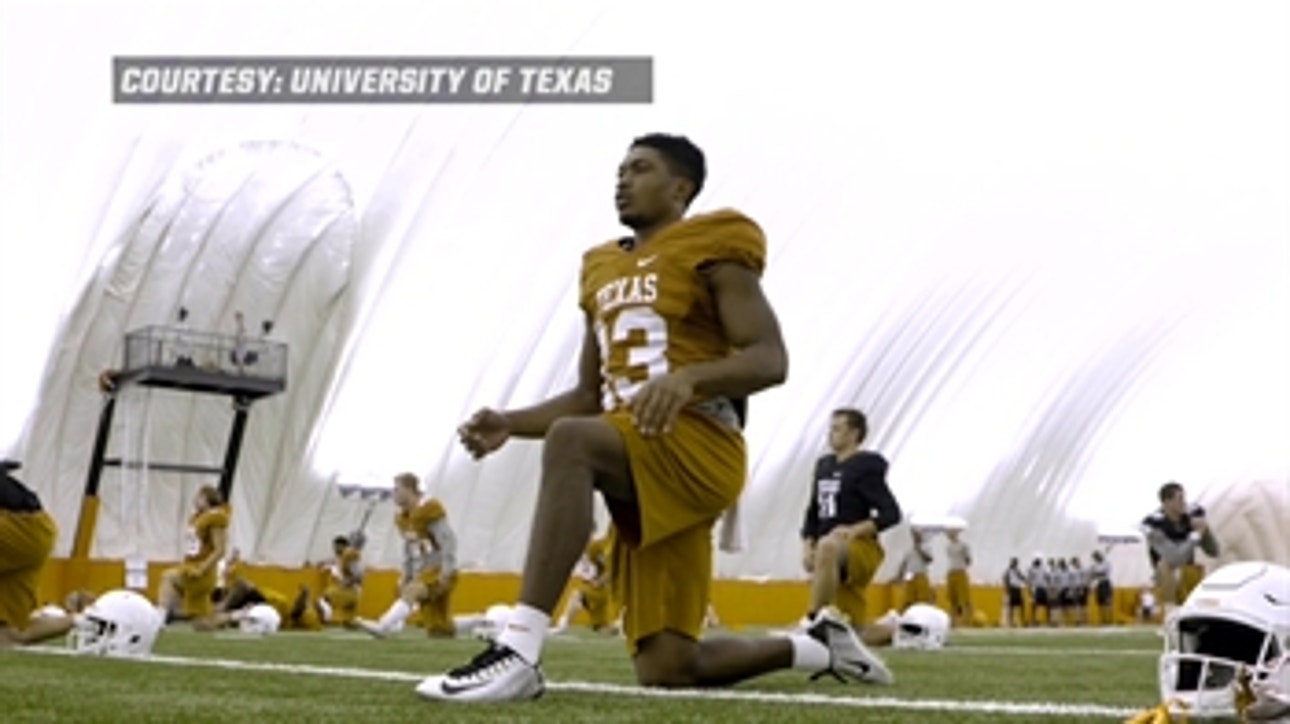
[1,625,1169,722]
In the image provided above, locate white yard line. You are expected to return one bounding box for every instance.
[945,645,1157,656]
[17,646,1139,719]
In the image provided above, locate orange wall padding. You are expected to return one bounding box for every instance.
[38,558,1144,628]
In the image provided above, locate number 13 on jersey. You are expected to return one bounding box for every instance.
[595,306,670,409]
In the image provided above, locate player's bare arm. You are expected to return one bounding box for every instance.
[458,316,602,458]
[631,262,787,436]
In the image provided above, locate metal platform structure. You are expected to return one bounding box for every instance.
[69,325,288,573]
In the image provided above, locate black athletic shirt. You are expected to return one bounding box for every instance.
[801,451,902,540]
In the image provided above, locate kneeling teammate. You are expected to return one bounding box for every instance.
[800,409,903,643]
[319,534,364,628]
[420,141,892,702]
[156,485,228,623]
[0,460,63,647]
[358,472,458,638]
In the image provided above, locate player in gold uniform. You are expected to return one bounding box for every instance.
[156,485,229,622]
[944,529,974,627]
[0,460,69,647]
[358,473,459,638]
[194,568,327,633]
[551,531,620,634]
[419,134,892,703]
[319,535,364,628]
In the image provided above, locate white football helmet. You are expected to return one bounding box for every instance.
[1159,561,1290,719]
[893,603,951,650]
[474,604,512,642]
[238,604,282,635]
[70,590,162,657]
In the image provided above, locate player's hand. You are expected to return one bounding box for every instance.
[458,408,511,459]
[1191,518,1208,534]
[629,372,695,437]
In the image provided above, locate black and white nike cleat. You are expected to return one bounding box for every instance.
[415,642,545,702]
[807,607,895,685]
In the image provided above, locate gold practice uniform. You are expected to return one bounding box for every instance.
[582,209,764,652]
[903,542,935,606]
[260,587,323,631]
[179,506,230,617]
[800,451,902,625]
[946,540,972,617]
[573,535,618,629]
[396,498,456,636]
[322,547,362,626]
[0,468,57,632]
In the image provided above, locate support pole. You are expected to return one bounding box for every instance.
[67,394,117,591]
[218,396,252,503]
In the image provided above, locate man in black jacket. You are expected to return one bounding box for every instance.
[800,409,903,636]
[1140,481,1220,618]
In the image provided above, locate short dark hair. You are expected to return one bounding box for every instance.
[198,485,224,507]
[332,535,350,547]
[832,408,868,442]
[1158,482,1184,503]
[631,133,706,204]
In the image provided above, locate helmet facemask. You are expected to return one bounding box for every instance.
[70,613,151,657]
[1160,611,1287,717]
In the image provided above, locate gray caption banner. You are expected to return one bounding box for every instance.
[112,56,653,104]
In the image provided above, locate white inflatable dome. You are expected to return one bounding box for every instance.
[1200,478,1290,568]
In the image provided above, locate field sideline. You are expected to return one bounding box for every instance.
[2,625,1167,722]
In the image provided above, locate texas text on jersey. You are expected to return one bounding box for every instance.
[582,209,765,417]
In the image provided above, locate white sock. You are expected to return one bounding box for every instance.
[495,604,550,665]
[786,633,831,672]
[378,599,413,631]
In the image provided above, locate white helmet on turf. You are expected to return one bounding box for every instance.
[894,603,951,650]
[238,604,282,635]
[475,604,512,642]
[70,590,162,657]
[1159,561,1290,719]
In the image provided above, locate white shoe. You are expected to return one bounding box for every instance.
[875,609,901,628]
[355,618,389,639]
[416,643,545,702]
[807,607,894,686]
